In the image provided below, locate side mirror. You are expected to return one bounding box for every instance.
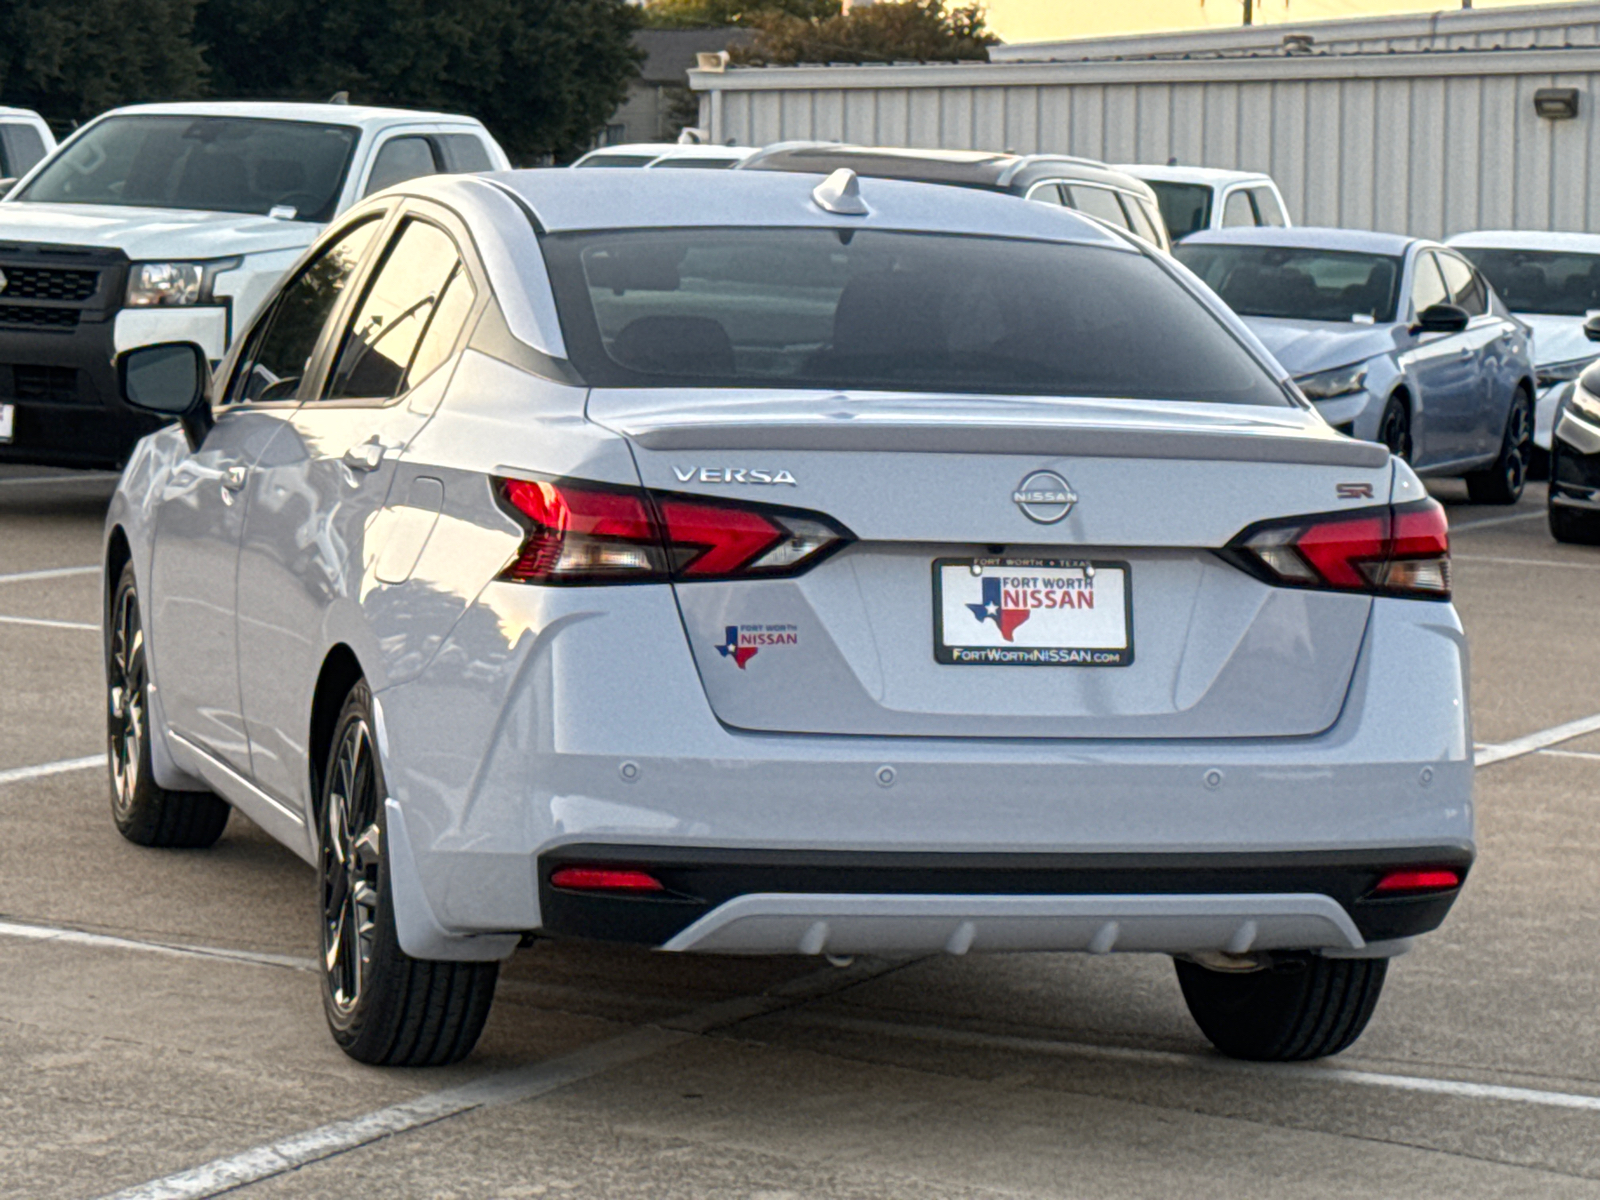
[1412,303,1470,335]
[117,342,212,449]
[1583,311,1600,343]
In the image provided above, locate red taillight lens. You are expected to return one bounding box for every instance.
[495,476,853,585]
[549,866,665,892]
[1223,499,1450,600]
[1372,867,1463,894]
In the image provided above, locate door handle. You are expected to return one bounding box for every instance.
[342,440,386,472]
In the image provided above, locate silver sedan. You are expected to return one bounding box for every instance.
[101,168,1471,1067]
[1178,227,1536,503]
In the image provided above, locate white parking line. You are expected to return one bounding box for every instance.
[1475,710,1600,767]
[783,1013,1600,1115]
[0,754,105,786]
[1454,554,1600,571]
[1449,510,1545,532]
[1538,747,1600,762]
[0,919,316,972]
[0,613,98,632]
[0,564,99,584]
[0,473,115,487]
[98,959,904,1200]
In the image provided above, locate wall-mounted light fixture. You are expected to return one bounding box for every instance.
[1534,87,1581,120]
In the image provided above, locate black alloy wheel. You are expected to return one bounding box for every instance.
[106,562,229,848]
[1466,385,1533,505]
[316,680,499,1066]
[1378,395,1412,462]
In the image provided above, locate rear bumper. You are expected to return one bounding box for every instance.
[537,845,1468,955]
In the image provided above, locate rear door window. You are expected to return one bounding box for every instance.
[1065,185,1132,230]
[1250,187,1287,226]
[1221,190,1256,227]
[436,133,494,173]
[364,136,438,197]
[325,219,468,401]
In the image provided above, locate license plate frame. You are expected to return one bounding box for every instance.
[932,556,1134,667]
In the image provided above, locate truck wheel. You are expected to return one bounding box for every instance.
[1174,953,1386,1061]
[319,679,498,1066]
[1465,385,1533,505]
[107,562,229,848]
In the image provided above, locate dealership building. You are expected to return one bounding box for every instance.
[691,1,1600,239]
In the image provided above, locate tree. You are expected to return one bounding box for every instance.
[196,0,643,162]
[732,0,994,65]
[0,0,207,127]
[641,0,838,28]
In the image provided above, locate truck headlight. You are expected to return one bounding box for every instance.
[125,259,237,307]
[1294,361,1369,400]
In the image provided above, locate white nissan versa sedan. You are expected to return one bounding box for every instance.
[102,167,1472,1067]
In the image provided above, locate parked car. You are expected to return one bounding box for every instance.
[0,107,55,194]
[1448,230,1600,476]
[1117,164,1291,244]
[572,142,754,169]
[741,143,1171,252]
[0,100,508,470]
[104,167,1468,1068]
[1178,227,1536,502]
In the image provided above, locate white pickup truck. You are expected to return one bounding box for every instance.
[0,100,508,468]
[0,107,56,193]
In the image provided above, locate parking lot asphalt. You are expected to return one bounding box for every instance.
[2,464,1598,1199]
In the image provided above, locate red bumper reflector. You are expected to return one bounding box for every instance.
[1373,867,1462,894]
[550,866,665,893]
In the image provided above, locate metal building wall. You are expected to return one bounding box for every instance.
[697,47,1600,239]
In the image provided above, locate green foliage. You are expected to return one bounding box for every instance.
[196,0,644,163]
[733,0,994,65]
[641,0,838,29]
[0,0,208,126]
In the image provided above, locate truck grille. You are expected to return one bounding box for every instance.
[0,304,79,329]
[0,266,99,302]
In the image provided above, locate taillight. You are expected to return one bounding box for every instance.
[1221,499,1450,600]
[549,866,665,892]
[495,476,853,585]
[1372,867,1463,895]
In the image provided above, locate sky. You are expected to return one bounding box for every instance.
[981,0,1585,43]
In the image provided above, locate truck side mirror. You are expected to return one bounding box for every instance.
[117,342,213,448]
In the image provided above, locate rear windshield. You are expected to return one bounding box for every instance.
[1457,247,1600,316]
[17,115,358,223]
[1175,243,1403,324]
[1147,181,1213,241]
[541,228,1286,404]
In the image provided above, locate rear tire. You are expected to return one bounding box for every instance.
[318,679,498,1066]
[106,562,230,849]
[1174,954,1387,1061]
[1465,385,1533,505]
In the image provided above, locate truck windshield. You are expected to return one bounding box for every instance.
[16,115,360,223]
[1458,247,1600,316]
[541,227,1288,405]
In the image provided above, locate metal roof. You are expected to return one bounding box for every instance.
[1115,165,1275,186]
[100,100,486,128]
[480,166,1129,244]
[1180,226,1418,255]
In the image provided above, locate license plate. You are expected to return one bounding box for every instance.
[933,557,1132,666]
[0,404,11,443]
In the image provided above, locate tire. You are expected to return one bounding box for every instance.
[318,679,498,1066]
[1465,385,1533,505]
[1377,395,1412,463]
[1174,953,1387,1061]
[106,562,230,849]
